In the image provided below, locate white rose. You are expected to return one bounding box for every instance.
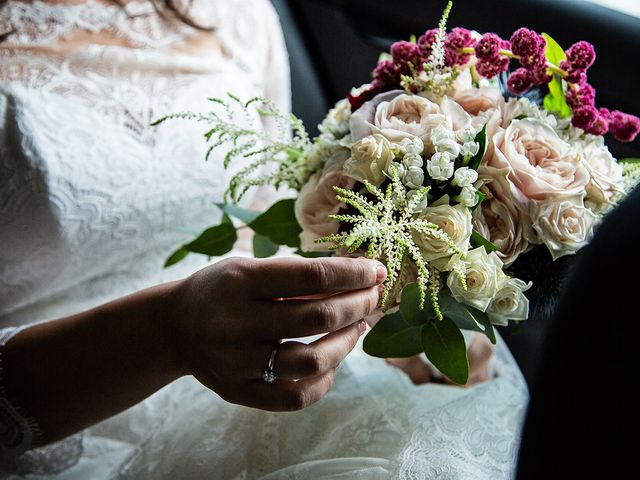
[344,134,395,185]
[414,204,473,263]
[427,152,455,181]
[576,138,624,211]
[375,94,446,143]
[295,150,355,252]
[532,196,598,260]
[438,95,474,134]
[453,167,478,187]
[487,118,590,208]
[446,247,508,312]
[487,278,532,326]
[454,85,504,115]
[473,166,535,266]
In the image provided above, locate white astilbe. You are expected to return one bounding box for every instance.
[317,170,461,312]
[152,94,313,201]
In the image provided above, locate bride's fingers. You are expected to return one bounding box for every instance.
[249,257,385,299]
[257,286,380,339]
[237,370,337,412]
[273,320,366,380]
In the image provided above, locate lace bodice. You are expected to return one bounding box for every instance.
[0,2,528,478]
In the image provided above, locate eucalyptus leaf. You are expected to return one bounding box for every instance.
[422,316,469,385]
[253,233,279,258]
[363,311,424,358]
[399,282,437,326]
[216,203,261,224]
[467,124,487,171]
[248,199,302,248]
[184,213,237,256]
[470,230,498,253]
[438,293,485,332]
[164,247,190,268]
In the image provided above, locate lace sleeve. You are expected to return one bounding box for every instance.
[0,327,84,476]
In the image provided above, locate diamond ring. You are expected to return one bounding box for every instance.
[262,346,279,383]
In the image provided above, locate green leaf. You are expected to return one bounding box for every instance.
[248,199,302,248]
[216,203,261,224]
[294,249,331,258]
[475,313,497,344]
[470,230,498,253]
[184,213,237,256]
[164,247,190,268]
[409,34,417,44]
[470,191,486,212]
[399,283,437,326]
[363,311,424,358]
[438,293,484,332]
[253,233,279,258]
[422,316,469,385]
[467,124,487,171]
[541,33,571,118]
[542,32,566,66]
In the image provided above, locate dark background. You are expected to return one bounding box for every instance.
[272,0,640,384]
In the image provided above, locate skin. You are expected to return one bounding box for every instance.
[2,256,386,445]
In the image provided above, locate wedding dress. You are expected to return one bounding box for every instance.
[0,1,528,478]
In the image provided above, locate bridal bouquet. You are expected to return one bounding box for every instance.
[154,2,640,383]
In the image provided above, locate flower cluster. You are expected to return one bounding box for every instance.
[350,8,640,144]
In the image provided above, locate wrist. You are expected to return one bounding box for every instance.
[155,279,191,379]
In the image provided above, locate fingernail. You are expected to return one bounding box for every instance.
[376,264,387,283]
[357,319,367,335]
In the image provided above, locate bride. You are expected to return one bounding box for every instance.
[0,1,528,478]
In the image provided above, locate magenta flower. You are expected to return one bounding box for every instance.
[609,110,640,143]
[417,28,439,58]
[444,27,476,66]
[529,67,552,86]
[565,83,595,108]
[584,114,609,136]
[572,105,598,130]
[566,41,596,70]
[475,55,510,78]
[390,40,424,74]
[510,28,546,69]
[475,33,503,61]
[373,59,400,88]
[507,68,533,94]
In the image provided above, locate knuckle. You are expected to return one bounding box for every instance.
[312,302,337,331]
[305,260,332,292]
[285,388,309,411]
[302,348,326,376]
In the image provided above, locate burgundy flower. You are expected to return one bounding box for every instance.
[560,60,586,84]
[475,55,510,78]
[565,83,595,108]
[571,105,598,130]
[507,68,533,94]
[566,41,596,70]
[347,85,381,112]
[584,114,609,136]
[390,40,424,75]
[417,28,439,58]
[609,110,640,143]
[444,27,476,66]
[510,27,546,69]
[373,59,400,89]
[475,33,503,61]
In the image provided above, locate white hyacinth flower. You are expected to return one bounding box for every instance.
[434,137,460,158]
[403,166,425,189]
[457,185,478,207]
[402,152,423,169]
[387,161,406,180]
[430,124,455,145]
[460,141,480,158]
[401,137,424,155]
[456,127,476,144]
[453,167,479,188]
[427,152,455,181]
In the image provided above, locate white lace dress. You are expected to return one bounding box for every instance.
[0,1,529,478]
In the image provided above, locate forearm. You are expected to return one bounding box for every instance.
[1,281,185,446]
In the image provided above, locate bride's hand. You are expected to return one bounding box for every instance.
[169,256,386,411]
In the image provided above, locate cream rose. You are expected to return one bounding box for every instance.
[447,247,507,312]
[487,278,532,326]
[438,96,474,134]
[295,150,354,252]
[487,119,590,209]
[350,91,445,144]
[343,134,395,185]
[531,196,597,260]
[454,85,504,116]
[576,139,624,211]
[414,204,473,265]
[473,166,535,266]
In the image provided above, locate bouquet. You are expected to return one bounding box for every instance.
[153,1,640,384]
